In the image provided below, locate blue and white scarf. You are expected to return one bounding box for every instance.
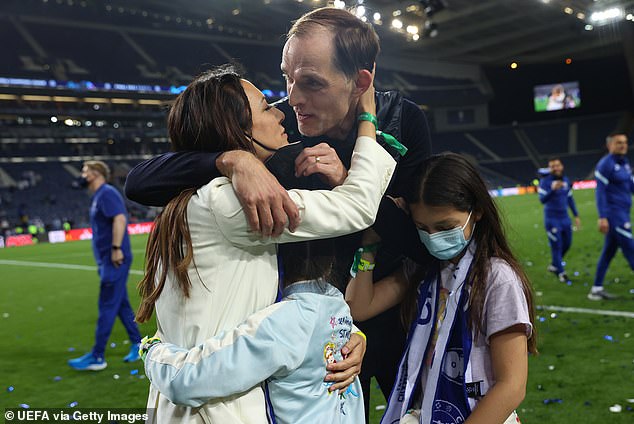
[382,245,476,424]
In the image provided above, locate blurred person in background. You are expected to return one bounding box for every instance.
[125,8,432,419]
[591,132,633,300]
[538,157,580,283]
[67,160,141,370]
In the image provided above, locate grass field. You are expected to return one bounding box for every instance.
[1,188,633,422]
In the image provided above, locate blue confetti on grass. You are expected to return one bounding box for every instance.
[7,386,14,393]
[130,369,139,375]
[67,347,75,352]
[68,401,78,408]
[543,398,563,405]
[604,335,614,342]
[19,404,30,409]
[53,376,62,382]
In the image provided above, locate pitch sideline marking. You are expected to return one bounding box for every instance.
[2,259,634,317]
[539,305,634,318]
[0,259,144,275]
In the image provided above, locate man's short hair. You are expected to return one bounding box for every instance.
[547,156,562,165]
[84,160,110,181]
[606,131,628,143]
[288,7,380,79]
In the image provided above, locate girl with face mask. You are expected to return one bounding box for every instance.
[345,153,537,424]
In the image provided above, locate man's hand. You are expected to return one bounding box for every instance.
[574,216,581,230]
[216,151,300,237]
[295,143,347,188]
[111,249,124,268]
[598,218,609,234]
[551,180,564,190]
[324,332,366,393]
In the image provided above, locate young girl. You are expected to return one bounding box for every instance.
[345,153,537,424]
[140,239,365,424]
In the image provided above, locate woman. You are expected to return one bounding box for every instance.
[346,153,536,424]
[136,67,394,424]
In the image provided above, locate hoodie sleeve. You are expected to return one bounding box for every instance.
[594,158,611,219]
[144,300,315,407]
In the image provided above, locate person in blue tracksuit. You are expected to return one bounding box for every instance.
[538,157,580,282]
[68,161,142,370]
[591,132,633,300]
[141,240,365,424]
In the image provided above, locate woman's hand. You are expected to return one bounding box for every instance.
[294,143,348,187]
[323,332,366,392]
[357,73,376,117]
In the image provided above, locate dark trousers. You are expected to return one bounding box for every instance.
[545,218,572,274]
[594,219,634,287]
[357,305,407,423]
[92,263,141,357]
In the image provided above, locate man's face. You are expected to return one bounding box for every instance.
[548,160,564,178]
[281,29,357,140]
[81,166,95,182]
[608,134,628,155]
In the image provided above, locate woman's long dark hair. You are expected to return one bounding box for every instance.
[404,153,537,354]
[137,66,255,323]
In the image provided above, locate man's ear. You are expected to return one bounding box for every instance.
[352,68,373,97]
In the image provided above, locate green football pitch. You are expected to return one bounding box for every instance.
[1,189,633,423]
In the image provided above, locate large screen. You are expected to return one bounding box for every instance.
[533,81,581,112]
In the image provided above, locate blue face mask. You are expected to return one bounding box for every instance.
[418,210,474,260]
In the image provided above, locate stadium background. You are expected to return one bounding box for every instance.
[0,0,633,422]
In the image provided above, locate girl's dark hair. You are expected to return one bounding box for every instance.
[279,239,336,289]
[137,66,255,323]
[405,152,537,354]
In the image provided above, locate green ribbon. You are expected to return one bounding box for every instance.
[377,131,408,157]
[356,111,408,157]
[349,243,381,278]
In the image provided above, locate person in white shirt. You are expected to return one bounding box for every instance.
[136,66,395,424]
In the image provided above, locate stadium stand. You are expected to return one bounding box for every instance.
[0,1,630,237]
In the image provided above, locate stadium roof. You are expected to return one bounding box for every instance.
[79,0,633,66]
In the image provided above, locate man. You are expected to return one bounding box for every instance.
[538,157,580,282]
[591,132,633,300]
[125,7,431,418]
[68,161,142,370]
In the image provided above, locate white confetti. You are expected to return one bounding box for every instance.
[609,404,622,413]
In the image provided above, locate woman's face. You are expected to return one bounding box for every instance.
[241,79,288,160]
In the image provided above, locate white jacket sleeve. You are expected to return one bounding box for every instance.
[200,135,396,247]
[144,300,315,407]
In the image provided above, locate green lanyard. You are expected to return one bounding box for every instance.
[358,112,408,156]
